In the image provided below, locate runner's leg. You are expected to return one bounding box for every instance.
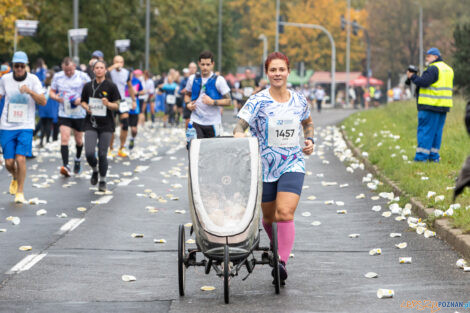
[98,132,112,180]
[60,125,71,167]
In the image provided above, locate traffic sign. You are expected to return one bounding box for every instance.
[115,39,131,52]
[68,28,88,43]
[15,20,38,36]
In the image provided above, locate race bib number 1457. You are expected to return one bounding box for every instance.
[268,117,299,147]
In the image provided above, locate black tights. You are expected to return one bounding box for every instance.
[39,118,53,144]
[85,130,112,178]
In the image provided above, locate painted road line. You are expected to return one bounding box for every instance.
[118,179,132,186]
[6,253,47,274]
[91,195,113,204]
[56,218,85,235]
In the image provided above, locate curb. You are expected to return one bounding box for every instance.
[341,129,470,261]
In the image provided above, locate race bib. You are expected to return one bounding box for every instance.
[166,94,176,104]
[89,97,107,117]
[7,102,28,123]
[64,99,82,117]
[243,87,254,98]
[139,94,149,102]
[119,98,131,113]
[268,117,300,148]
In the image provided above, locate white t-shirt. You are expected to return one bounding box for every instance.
[314,88,325,100]
[110,68,130,99]
[143,78,155,95]
[393,87,402,100]
[51,70,90,119]
[0,73,44,130]
[185,73,230,125]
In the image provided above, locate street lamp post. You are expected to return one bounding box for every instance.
[218,0,223,73]
[258,34,268,77]
[145,0,150,71]
[351,21,371,90]
[73,0,79,63]
[279,21,336,107]
[275,0,280,51]
[345,0,351,106]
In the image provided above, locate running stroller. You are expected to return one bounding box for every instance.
[177,137,281,304]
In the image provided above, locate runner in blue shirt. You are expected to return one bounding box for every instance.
[126,71,143,150]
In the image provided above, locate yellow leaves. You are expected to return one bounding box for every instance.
[0,0,30,54]
[229,0,368,72]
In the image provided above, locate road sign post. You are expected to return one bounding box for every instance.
[14,20,39,52]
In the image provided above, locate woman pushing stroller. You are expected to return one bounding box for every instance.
[233,52,314,285]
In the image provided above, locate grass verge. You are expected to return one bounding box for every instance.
[341,98,470,232]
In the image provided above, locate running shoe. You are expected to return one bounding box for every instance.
[90,171,98,186]
[98,181,106,192]
[14,193,26,204]
[73,160,81,174]
[129,139,134,150]
[9,179,18,195]
[272,260,288,285]
[117,148,128,158]
[108,149,116,158]
[60,165,72,177]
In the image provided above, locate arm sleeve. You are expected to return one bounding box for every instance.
[0,77,5,96]
[51,75,58,91]
[216,77,231,96]
[299,93,311,121]
[32,76,45,95]
[185,75,194,93]
[81,84,90,103]
[82,72,91,83]
[110,83,121,102]
[411,66,439,87]
[237,95,260,126]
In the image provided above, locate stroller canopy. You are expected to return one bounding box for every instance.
[189,137,260,237]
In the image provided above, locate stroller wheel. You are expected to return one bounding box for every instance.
[224,245,230,304]
[178,224,186,296]
[272,223,281,294]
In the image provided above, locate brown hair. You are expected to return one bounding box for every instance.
[264,52,290,73]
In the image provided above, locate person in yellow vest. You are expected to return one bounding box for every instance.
[407,47,453,162]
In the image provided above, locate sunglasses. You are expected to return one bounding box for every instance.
[14,64,26,69]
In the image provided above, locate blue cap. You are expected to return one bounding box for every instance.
[91,50,104,58]
[426,47,441,57]
[12,51,29,64]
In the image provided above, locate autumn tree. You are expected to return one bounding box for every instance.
[228,0,367,73]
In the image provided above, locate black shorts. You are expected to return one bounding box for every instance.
[128,114,138,127]
[176,97,184,108]
[262,172,305,202]
[165,102,175,115]
[183,106,191,119]
[58,117,85,132]
[193,122,218,139]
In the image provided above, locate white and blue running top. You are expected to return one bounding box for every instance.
[237,88,310,182]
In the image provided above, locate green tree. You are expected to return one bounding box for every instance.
[453,23,470,95]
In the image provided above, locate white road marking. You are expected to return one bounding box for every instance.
[56,218,85,234]
[7,253,47,274]
[118,179,132,186]
[91,195,113,204]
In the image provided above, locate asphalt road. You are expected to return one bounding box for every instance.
[0,108,469,313]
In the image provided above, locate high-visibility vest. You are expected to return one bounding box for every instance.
[418,61,454,108]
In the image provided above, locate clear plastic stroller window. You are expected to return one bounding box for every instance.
[190,138,259,237]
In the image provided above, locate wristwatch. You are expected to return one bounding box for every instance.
[306,137,315,145]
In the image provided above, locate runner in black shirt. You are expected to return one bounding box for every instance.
[80,60,120,191]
